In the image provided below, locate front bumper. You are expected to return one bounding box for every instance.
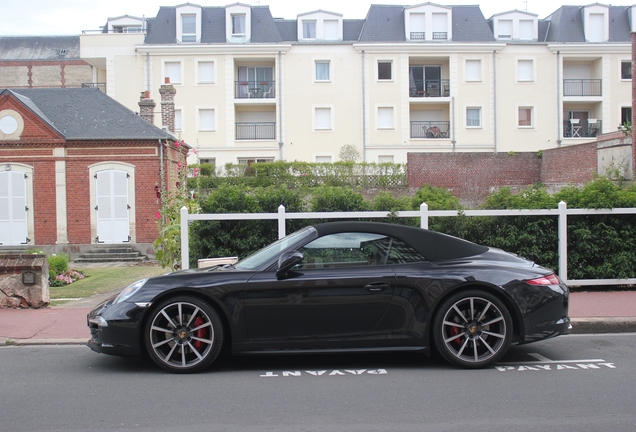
[87,296,149,357]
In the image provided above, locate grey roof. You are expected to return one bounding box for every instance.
[2,88,172,141]
[250,6,283,43]
[344,20,365,41]
[359,5,494,43]
[545,5,632,43]
[0,36,81,60]
[275,20,298,42]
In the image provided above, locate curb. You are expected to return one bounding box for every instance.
[1,338,86,346]
[570,317,636,334]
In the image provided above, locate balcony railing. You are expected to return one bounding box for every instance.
[81,82,106,93]
[235,81,275,99]
[235,122,276,140]
[410,121,450,138]
[432,32,448,40]
[410,79,450,98]
[563,79,602,97]
[410,32,425,40]
[563,120,602,138]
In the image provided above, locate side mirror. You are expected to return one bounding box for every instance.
[276,250,304,279]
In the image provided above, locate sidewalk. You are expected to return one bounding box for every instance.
[1,290,635,346]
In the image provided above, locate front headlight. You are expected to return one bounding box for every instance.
[114,279,148,304]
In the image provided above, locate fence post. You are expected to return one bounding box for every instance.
[420,202,429,229]
[181,206,189,270]
[278,205,286,239]
[558,201,567,282]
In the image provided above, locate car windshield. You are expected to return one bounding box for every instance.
[234,227,316,271]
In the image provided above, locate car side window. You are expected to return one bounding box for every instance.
[385,239,427,264]
[296,232,391,269]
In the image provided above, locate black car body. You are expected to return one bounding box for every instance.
[88,222,570,372]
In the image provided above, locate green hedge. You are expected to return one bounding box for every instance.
[187,178,636,281]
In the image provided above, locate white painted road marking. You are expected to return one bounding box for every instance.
[495,353,616,371]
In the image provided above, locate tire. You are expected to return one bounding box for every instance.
[144,296,224,373]
[433,290,512,369]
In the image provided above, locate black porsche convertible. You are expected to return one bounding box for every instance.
[87,221,570,373]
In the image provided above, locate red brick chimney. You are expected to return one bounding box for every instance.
[138,90,156,124]
[159,78,176,133]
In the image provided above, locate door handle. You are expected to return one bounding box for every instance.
[365,282,390,292]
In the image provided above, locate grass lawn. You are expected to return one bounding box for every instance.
[49,265,169,301]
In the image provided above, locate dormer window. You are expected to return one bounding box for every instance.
[176,4,201,43]
[105,15,145,34]
[226,4,251,43]
[181,14,196,42]
[303,20,317,39]
[497,20,512,39]
[491,11,537,41]
[297,11,343,41]
[232,14,246,36]
[582,5,609,42]
[405,4,452,41]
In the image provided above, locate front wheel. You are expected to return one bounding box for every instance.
[433,290,512,369]
[144,296,223,373]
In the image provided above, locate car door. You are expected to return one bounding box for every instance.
[243,232,396,342]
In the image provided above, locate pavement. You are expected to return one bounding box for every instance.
[1,286,636,346]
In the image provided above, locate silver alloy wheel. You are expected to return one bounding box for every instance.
[440,296,507,364]
[148,301,215,370]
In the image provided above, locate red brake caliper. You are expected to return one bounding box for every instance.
[449,323,463,347]
[193,316,206,351]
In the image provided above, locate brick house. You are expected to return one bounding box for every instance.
[0,87,187,257]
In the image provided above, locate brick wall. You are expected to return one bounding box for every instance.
[407,152,543,200]
[0,60,91,88]
[541,142,598,185]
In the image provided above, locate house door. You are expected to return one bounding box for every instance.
[96,170,130,243]
[0,171,29,245]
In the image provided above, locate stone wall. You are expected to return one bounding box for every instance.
[0,254,49,309]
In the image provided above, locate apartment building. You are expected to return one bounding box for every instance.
[79,2,636,167]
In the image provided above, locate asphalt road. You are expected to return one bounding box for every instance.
[1,334,635,432]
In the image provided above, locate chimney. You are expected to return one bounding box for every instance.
[159,77,177,133]
[138,90,156,124]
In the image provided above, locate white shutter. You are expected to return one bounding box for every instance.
[164,62,181,84]
[519,20,534,40]
[324,20,338,40]
[198,62,214,83]
[498,20,512,39]
[0,172,28,245]
[199,109,215,131]
[518,60,533,81]
[378,107,394,129]
[96,170,130,243]
[315,108,331,130]
[465,60,481,81]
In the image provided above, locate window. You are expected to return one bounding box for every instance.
[175,109,183,132]
[315,61,330,81]
[315,107,332,130]
[621,107,632,125]
[466,107,481,127]
[164,61,182,84]
[518,107,533,127]
[432,13,448,40]
[517,59,534,82]
[232,14,245,35]
[197,61,215,84]
[588,13,605,42]
[465,59,481,82]
[315,156,332,163]
[303,20,316,39]
[181,14,196,42]
[378,155,394,163]
[409,13,425,39]
[378,61,392,80]
[198,109,215,131]
[377,107,394,129]
[324,20,338,40]
[498,19,512,39]
[519,20,534,40]
[238,158,274,165]
[621,61,632,80]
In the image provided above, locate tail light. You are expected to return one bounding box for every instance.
[526,273,561,285]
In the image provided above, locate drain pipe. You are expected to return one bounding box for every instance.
[493,50,498,154]
[451,96,456,151]
[146,53,150,92]
[278,51,283,160]
[158,138,165,224]
[361,50,367,162]
[556,51,562,147]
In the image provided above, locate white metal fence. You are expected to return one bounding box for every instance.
[180,202,636,287]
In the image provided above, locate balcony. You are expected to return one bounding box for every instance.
[432,32,448,40]
[410,32,425,40]
[235,81,275,99]
[410,79,450,98]
[563,119,602,138]
[410,121,450,138]
[82,82,106,93]
[563,79,602,97]
[235,122,276,140]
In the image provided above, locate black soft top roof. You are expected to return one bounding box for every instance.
[311,221,487,262]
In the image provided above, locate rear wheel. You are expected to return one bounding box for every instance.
[433,290,512,369]
[144,296,223,373]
